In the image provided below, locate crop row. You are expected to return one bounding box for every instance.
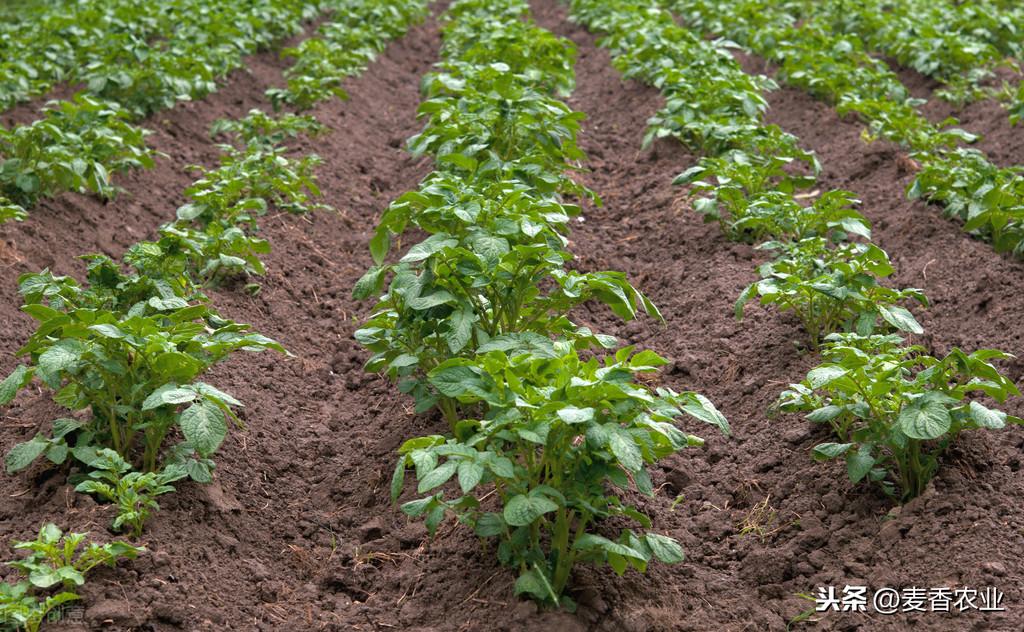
[665,0,1024,258]
[0,0,428,225]
[569,0,1021,505]
[0,0,318,115]
[804,0,1022,106]
[0,3,429,626]
[352,0,729,610]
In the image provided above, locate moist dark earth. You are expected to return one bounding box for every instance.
[1,1,1022,630]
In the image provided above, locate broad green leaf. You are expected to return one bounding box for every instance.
[557,406,594,424]
[811,442,852,460]
[847,449,875,483]
[609,430,643,472]
[474,512,505,537]
[142,385,196,410]
[353,266,387,300]
[504,494,558,527]
[445,306,474,354]
[0,365,33,404]
[457,460,484,493]
[179,401,227,456]
[5,437,47,473]
[898,397,951,440]
[877,304,923,334]
[417,460,457,493]
[969,401,1006,429]
[807,366,847,388]
[645,533,684,564]
[400,234,458,263]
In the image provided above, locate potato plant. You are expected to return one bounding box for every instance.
[128,110,328,286]
[0,95,154,208]
[778,334,1022,501]
[74,449,186,537]
[355,173,658,427]
[1,255,284,482]
[736,239,927,346]
[0,524,142,632]
[393,343,728,609]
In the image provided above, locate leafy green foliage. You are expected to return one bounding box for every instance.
[736,239,927,346]
[810,0,1014,105]
[778,334,1022,501]
[269,0,431,110]
[2,255,284,478]
[74,449,186,537]
[128,109,328,286]
[664,0,1024,256]
[355,173,656,426]
[0,0,315,113]
[677,145,866,244]
[353,0,726,608]
[0,196,27,224]
[0,523,142,632]
[393,343,727,609]
[0,95,154,207]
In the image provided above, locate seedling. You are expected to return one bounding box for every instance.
[74,449,187,537]
[778,333,1022,501]
[0,524,142,632]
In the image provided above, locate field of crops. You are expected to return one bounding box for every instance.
[1,0,1022,630]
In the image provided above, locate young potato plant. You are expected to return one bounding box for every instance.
[129,130,326,286]
[74,449,186,537]
[676,133,871,244]
[736,239,927,347]
[210,109,326,149]
[1,256,285,481]
[409,62,591,200]
[392,341,729,609]
[442,3,577,97]
[909,148,1024,257]
[778,333,1022,501]
[0,523,142,632]
[355,174,658,428]
[0,95,154,209]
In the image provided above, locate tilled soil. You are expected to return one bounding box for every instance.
[0,1,1022,631]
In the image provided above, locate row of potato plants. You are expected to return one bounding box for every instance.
[665,0,1024,258]
[0,3,433,623]
[807,0,1024,124]
[353,0,729,610]
[0,0,429,225]
[0,113,298,631]
[0,0,323,224]
[804,0,1019,106]
[569,0,1022,505]
[0,0,319,115]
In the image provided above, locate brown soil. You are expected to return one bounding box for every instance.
[0,1,1022,631]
